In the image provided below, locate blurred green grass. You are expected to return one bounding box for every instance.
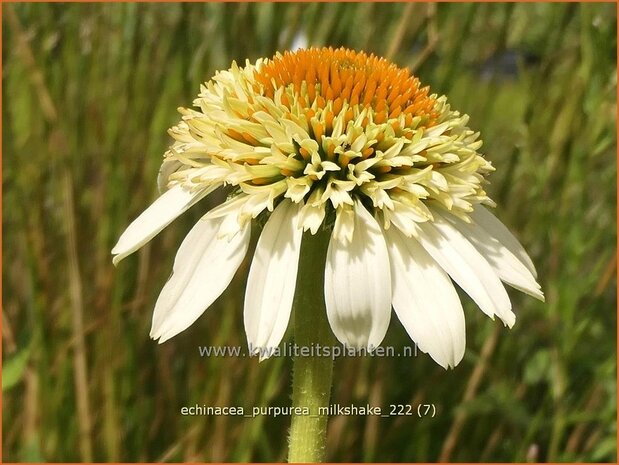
[2,2,616,462]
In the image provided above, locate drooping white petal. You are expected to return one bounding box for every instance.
[384,226,465,369]
[112,184,214,265]
[445,213,544,301]
[244,199,303,359]
[157,159,183,193]
[150,215,251,343]
[470,206,538,278]
[325,200,392,349]
[413,212,516,327]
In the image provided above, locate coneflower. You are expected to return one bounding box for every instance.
[112,47,543,461]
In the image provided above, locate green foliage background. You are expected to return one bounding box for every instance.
[3,2,617,462]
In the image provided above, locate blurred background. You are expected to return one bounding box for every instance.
[2,2,617,462]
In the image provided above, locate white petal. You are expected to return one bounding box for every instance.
[150,215,251,343]
[446,214,544,301]
[112,184,212,265]
[157,159,183,193]
[414,212,516,327]
[244,200,303,359]
[385,226,466,369]
[470,206,538,278]
[325,200,392,349]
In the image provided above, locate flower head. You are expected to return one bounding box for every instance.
[113,47,543,368]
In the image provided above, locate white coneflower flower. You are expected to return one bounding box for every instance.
[112,47,543,368]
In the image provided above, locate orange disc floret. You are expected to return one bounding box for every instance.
[253,47,438,126]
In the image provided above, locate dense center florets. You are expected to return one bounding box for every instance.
[162,47,495,239]
[254,47,438,128]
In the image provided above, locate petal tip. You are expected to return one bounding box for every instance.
[157,332,173,344]
[536,290,546,303]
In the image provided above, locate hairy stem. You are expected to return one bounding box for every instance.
[288,229,334,462]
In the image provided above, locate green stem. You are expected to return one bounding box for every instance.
[288,229,334,463]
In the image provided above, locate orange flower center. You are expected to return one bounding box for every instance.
[254,47,438,127]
